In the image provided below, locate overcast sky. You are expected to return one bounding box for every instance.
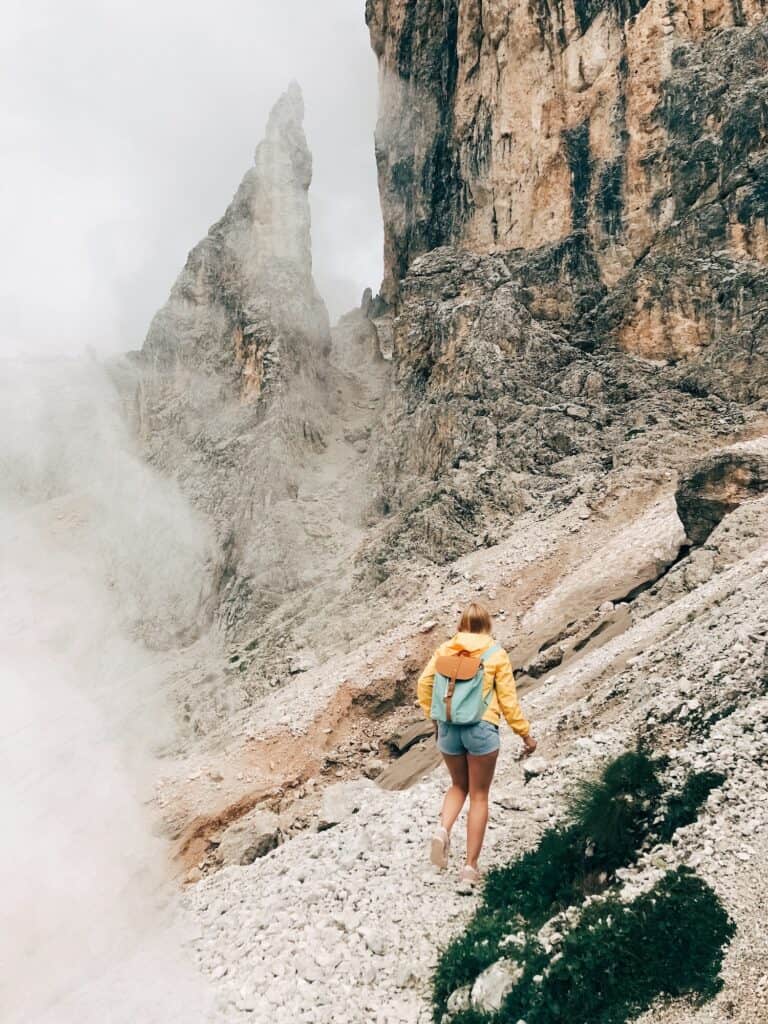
[1,0,382,357]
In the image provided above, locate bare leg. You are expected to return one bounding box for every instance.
[439,753,469,834]
[466,750,499,869]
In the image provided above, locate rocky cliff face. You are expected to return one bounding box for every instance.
[142,82,329,391]
[362,0,768,579]
[366,0,768,395]
[121,13,768,1021]
[131,86,386,645]
[358,243,750,580]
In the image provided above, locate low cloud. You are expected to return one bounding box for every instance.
[0,357,217,1021]
[1,0,382,358]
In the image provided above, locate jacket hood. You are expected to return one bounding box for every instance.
[445,632,493,654]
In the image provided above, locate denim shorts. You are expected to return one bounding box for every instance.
[437,720,500,757]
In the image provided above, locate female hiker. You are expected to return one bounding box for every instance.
[416,601,536,888]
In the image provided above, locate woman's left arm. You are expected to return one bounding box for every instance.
[416,651,439,721]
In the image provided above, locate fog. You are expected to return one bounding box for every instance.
[1,2,381,1018]
[0,358,219,1022]
[1,0,382,358]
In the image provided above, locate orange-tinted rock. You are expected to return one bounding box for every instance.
[367,1,768,394]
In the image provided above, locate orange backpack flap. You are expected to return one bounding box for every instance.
[434,652,482,680]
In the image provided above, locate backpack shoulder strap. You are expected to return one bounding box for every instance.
[480,643,502,663]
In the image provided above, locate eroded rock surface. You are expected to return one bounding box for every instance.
[366,1,768,395]
[142,81,329,389]
[358,245,746,579]
[182,527,768,1022]
[217,808,280,867]
[128,86,388,649]
[676,438,768,544]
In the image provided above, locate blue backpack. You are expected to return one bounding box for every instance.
[430,644,501,724]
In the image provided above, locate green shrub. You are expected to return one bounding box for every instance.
[482,827,583,926]
[482,752,666,929]
[435,827,585,1016]
[433,753,735,1023]
[568,751,664,873]
[493,868,735,1024]
[449,871,733,1024]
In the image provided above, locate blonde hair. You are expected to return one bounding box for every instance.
[458,601,492,634]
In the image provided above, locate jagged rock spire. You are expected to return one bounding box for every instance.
[142,82,329,392]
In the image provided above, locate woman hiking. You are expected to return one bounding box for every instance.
[416,601,536,889]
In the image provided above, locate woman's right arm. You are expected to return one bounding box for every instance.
[496,651,537,754]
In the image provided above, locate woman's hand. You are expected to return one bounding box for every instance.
[521,734,538,757]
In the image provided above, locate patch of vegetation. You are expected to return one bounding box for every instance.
[451,869,734,1024]
[433,753,733,1023]
[569,750,664,870]
[482,752,664,927]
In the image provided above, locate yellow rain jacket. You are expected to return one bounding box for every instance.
[417,632,530,736]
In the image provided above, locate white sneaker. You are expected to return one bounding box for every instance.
[429,826,450,869]
[457,864,482,893]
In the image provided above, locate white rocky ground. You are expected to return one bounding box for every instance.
[179,489,768,1024]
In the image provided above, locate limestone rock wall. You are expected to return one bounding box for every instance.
[358,244,752,580]
[142,82,330,393]
[366,0,768,392]
[360,0,768,577]
[367,0,768,288]
[130,86,337,639]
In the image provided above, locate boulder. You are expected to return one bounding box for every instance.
[376,741,442,792]
[522,757,548,781]
[676,441,768,545]
[318,780,376,830]
[446,985,471,1014]
[526,644,564,679]
[470,958,523,1013]
[385,718,434,755]
[278,792,320,838]
[494,790,531,813]
[288,653,317,675]
[217,808,280,866]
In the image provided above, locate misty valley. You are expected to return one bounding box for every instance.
[3,2,768,1024]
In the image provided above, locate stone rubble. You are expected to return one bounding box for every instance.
[181,489,768,1023]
